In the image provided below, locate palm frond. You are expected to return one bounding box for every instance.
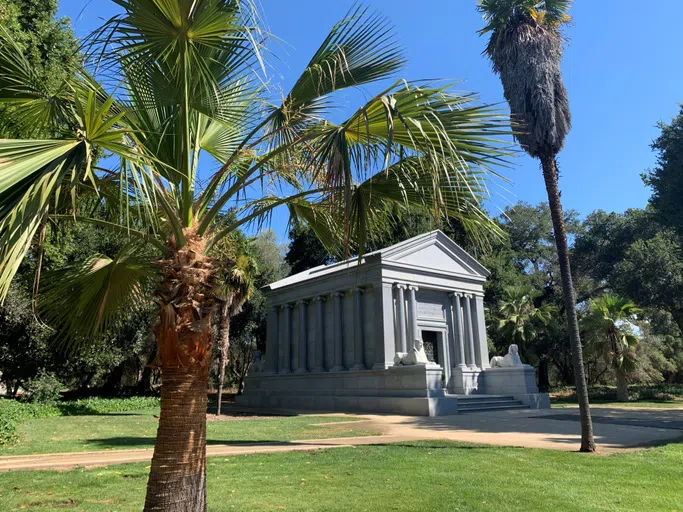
[38,245,159,346]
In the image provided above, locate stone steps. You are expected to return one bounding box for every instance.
[454,395,528,413]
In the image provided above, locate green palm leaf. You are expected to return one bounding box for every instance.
[38,246,159,344]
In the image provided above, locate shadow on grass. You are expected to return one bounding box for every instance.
[84,437,306,449]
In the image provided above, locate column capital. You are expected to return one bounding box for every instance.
[331,291,344,298]
[448,291,462,299]
[312,295,326,303]
[296,299,308,306]
[393,283,407,290]
[282,303,293,310]
[408,285,419,292]
[354,286,365,294]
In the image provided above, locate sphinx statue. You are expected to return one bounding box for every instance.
[394,338,430,366]
[489,344,525,368]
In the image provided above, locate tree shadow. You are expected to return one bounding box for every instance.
[84,437,307,449]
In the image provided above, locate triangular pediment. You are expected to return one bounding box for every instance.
[381,230,489,278]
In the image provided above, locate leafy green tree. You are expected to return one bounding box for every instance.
[0,2,510,508]
[642,106,683,239]
[614,233,683,332]
[478,0,596,451]
[582,295,640,401]
[0,0,79,137]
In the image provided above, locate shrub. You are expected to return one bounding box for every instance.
[25,372,63,404]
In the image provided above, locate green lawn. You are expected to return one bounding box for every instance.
[1,441,682,511]
[551,400,683,409]
[0,409,377,456]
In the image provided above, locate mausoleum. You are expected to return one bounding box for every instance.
[236,230,549,416]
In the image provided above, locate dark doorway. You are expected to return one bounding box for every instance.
[421,330,440,365]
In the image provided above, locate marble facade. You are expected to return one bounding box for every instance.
[236,230,549,416]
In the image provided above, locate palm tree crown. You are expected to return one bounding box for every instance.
[583,295,641,374]
[478,0,572,158]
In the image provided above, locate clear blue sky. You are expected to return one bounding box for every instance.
[58,0,683,240]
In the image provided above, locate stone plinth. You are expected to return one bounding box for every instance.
[235,365,459,416]
[482,366,549,409]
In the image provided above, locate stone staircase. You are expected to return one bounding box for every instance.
[455,395,528,413]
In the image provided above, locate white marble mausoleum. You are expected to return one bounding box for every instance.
[236,230,549,416]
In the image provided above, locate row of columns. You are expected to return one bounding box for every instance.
[449,292,489,370]
[264,288,366,374]
[392,284,488,371]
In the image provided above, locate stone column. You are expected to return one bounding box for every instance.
[462,294,477,370]
[374,283,396,369]
[311,296,325,372]
[394,284,407,353]
[296,300,308,373]
[265,304,278,374]
[351,287,365,370]
[474,295,491,369]
[449,293,467,369]
[331,291,345,371]
[280,304,292,374]
[407,285,420,350]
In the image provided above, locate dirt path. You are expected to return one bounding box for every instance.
[1,407,681,471]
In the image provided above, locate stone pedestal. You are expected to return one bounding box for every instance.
[482,366,550,409]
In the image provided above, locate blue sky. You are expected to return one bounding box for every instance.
[58,0,683,241]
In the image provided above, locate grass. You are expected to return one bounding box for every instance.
[0,440,682,511]
[0,409,377,456]
[550,384,683,409]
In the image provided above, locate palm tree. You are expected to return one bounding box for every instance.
[583,295,640,402]
[0,1,510,509]
[212,233,258,415]
[496,285,554,357]
[477,0,596,452]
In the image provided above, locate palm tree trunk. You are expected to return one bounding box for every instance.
[216,302,230,416]
[541,153,596,453]
[144,233,216,511]
[144,366,208,511]
[615,371,629,402]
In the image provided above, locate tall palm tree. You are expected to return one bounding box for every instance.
[477,0,596,452]
[496,285,554,357]
[583,295,640,402]
[212,232,258,415]
[0,1,510,509]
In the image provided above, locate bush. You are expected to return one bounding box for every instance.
[0,396,160,446]
[25,372,63,404]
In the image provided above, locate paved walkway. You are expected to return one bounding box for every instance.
[1,407,681,471]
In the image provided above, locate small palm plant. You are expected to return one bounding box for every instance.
[583,295,640,402]
[477,0,596,452]
[212,232,258,415]
[0,1,510,509]
[497,285,555,357]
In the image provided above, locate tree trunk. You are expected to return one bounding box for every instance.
[616,371,629,402]
[538,359,550,392]
[144,231,216,511]
[144,366,208,511]
[216,302,230,416]
[541,154,596,453]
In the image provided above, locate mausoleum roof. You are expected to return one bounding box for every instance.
[266,230,489,292]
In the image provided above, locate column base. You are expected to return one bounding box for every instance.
[310,367,325,373]
[330,365,346,372]
[279,369,291,375]
[294,368,307,374]
[351,364,366,371]
[449,367,484,394]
